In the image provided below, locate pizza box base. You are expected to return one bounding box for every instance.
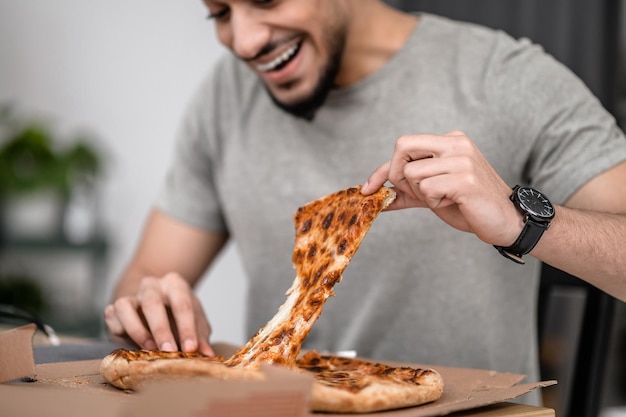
[0,325,556,417]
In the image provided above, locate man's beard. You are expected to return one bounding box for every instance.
[267,35,345,121]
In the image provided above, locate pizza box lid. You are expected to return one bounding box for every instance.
[0,325,556,417]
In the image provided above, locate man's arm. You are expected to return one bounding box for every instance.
[532,160,626,299]
[362,131,626,302]
[104,208,228,355]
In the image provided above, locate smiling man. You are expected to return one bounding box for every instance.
[104,0,626,405]
[208,1,344,118]
[206,0,416,118]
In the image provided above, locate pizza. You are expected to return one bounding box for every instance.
[100,185,444,413]
[101,348,443,413]
[297,351,443,413]
[225,185,397,368]
[99,349,263,391]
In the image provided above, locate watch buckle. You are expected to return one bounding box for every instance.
[494,246,526,265]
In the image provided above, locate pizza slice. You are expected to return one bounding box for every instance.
[297,351,443,413]
[99,349,263,390]
[225,185,397,367]
[100,185,444,413]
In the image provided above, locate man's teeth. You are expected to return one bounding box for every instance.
[256,44,299,72]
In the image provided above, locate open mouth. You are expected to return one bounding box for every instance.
[255,41,302,73]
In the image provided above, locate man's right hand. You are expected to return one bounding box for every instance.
[104,272,215,357]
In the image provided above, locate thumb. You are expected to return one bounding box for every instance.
[361,161,391,195]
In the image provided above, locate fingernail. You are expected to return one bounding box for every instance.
[161,341,175,352]
[183,339,197,352]
[144,339,157,350]
[361,181,369,193]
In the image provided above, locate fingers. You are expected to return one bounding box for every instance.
[193,300,215,357]
[386,135,435,198]
[161,273,213,355]
[362,132,453,194]
[104,273,215,356]
[401,154,471,208]
[361,161,425,211]
[363,133,467,207]
[138,277,178,351]
[361,130,507,217]
[361,130,521,243]
[361,161,391,195]
[104,296,157,350]
[103,303,124,336]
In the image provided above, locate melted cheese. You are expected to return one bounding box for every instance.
[226,186,395,368]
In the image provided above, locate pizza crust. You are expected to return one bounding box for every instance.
[100,349,264,390]
[101,348,443,413]
[309,369,444,413]
[296,351,444,413]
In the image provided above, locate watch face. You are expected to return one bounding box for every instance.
[516,187,555,220]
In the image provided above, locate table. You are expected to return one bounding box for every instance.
[452,403,554,417]
[2,327,556,417]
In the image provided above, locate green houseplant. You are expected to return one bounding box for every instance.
[0,104,103,240]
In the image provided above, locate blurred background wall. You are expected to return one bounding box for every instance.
[0,0,248,346]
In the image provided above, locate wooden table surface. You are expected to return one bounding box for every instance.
[451,402,554,417]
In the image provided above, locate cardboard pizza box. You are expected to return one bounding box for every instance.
[0,325,556,417]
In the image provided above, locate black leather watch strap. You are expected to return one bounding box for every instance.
[495,185,554,264]
[494,218,549,265]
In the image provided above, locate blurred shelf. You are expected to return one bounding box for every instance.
[0,233,109,252]
[0,232,111,339]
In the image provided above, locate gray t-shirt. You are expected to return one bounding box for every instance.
[157,13,626,396]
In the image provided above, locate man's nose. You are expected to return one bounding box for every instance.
[230,11,271,61]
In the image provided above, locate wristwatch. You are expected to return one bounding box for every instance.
[494,185,555,264]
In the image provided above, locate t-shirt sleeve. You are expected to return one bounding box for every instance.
[489,35,626,205]
[155,74,228,232]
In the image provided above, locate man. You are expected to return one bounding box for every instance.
[104,0,626,400]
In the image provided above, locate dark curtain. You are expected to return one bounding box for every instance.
[384,0,622,113]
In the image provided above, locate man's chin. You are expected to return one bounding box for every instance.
[272,99,318,121]
[268,89,329,121]
[264,46,340,121]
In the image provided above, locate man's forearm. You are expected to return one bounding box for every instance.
[533,205,626,301]
[111,264,147,301]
